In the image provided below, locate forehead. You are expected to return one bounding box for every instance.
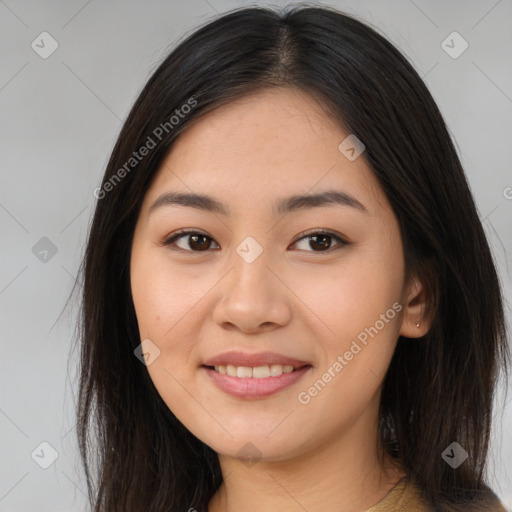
[142,87,389,218]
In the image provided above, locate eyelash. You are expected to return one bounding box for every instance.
[162,228,349,254]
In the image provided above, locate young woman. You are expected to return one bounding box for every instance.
[74,5,510,511]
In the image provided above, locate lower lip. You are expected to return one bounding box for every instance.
[202,365,311,399]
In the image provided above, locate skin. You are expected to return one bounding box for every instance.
[130,87,430,512]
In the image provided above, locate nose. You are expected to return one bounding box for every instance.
[211,244,292,334]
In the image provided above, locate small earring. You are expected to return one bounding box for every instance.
[416,322,420,327]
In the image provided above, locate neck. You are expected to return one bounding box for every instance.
[208,407,405,512]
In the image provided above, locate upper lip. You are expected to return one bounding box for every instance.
[202,351,311,368]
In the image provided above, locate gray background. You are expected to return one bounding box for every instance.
[0,0,511,510]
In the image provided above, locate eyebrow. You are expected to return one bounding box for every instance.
[148,189,368,216]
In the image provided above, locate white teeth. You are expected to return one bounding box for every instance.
[213,364,296,378]
[237,366,253,378]
[253,365,270,378]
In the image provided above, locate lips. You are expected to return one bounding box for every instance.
[202,365,311,399]
[201,350,312,399]
[202,350,310,368]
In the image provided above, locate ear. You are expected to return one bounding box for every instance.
[399,275,431,338]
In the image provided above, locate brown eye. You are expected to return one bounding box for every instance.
[186,234,212,251]
[164,231,219,252]
[308,234,333,251]
[293,231,347,252]
[163,229,347,254]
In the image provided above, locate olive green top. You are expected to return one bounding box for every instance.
[363,476,507,511]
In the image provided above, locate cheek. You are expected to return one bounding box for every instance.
[130,248,212,427]
[130,246,211,341]
[290,241,404,409]
[130,247,222,396]
[288,246,403,345]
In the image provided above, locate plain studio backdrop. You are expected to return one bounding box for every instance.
[0,0,511,510]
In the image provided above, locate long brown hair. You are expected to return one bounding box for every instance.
[72,5,510,511]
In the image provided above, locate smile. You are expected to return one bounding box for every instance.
[211,364,298,378]
[202,364,312,399]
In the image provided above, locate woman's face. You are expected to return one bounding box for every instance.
[130,87,422,462]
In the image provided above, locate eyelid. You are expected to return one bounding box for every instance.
[290,228,349,248]
[162,229,219,249]
[162,228,349,252]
